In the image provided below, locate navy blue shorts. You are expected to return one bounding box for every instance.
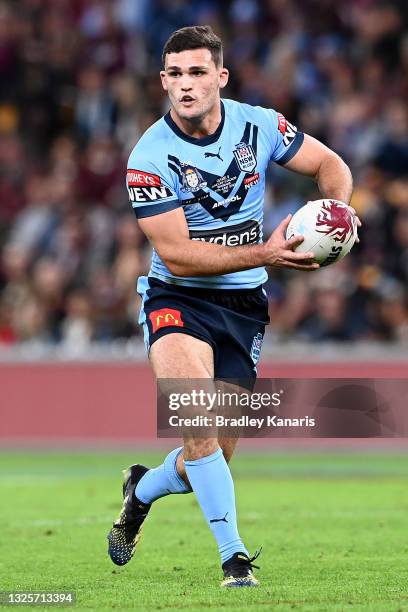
[137,276,270,380]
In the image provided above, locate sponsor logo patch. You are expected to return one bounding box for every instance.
[149,308,184,333]
[189,219,260,247]
[128,185,173,203]
[127,169,161,187]
[233,142,257,173]
[277,113,298,146]
[277,113,287,135]
[244,172,260,189]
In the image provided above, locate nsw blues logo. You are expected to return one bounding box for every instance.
[250,332,263,366]
[233,142,257,173]
[181,166,207,193]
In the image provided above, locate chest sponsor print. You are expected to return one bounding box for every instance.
[189,219,260,247]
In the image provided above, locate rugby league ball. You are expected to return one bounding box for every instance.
[285,199,358,267]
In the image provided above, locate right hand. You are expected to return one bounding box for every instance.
[263,214,320,271]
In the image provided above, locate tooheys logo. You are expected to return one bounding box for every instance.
[127,170,161,187]
[189,219,260,246]
[244,173,260,189]
[127,169,173,202]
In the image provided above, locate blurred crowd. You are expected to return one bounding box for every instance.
[0,0,407,349]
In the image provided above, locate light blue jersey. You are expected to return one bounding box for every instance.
[127,98,304,289]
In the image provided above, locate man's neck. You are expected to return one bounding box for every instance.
[169,101,222,139]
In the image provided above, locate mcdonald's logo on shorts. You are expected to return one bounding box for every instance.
[149,308,184,333]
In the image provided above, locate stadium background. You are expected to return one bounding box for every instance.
[0,0,407,352]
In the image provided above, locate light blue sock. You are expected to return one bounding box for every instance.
[135,447,191,504]
[184,447,248,563]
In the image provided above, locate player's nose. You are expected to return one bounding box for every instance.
[180,75,194,90]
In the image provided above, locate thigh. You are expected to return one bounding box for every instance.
[150,332,214,378]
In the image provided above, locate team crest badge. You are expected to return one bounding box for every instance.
[181,166,207,193]
[233,142,257,173]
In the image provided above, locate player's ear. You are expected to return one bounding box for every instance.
[219,67,229,89]
[160,71,168,91]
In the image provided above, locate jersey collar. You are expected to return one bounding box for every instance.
[164,100,225,146]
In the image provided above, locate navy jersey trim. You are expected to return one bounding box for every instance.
[164,101,225,146]
[275,131,304,165]
[133,199,181,218]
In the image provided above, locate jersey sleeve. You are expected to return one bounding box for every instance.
[126,148,180,219]
[254,106,304,165]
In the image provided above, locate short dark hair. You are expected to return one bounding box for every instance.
[162,26,223,67]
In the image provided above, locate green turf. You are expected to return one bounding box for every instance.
[1,450,408,611]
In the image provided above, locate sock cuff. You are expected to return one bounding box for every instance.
[164,446,190,492]
[184,447,222,467]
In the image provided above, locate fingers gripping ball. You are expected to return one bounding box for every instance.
[285,199,358,267]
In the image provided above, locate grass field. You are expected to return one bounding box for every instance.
[1,449,408,611]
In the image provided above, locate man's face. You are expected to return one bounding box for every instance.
[160,48,229,122]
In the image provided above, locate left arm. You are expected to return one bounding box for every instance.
[283,134,353,204]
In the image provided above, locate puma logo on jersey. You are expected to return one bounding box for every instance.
[205,146,223,161]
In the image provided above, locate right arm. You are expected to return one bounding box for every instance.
[138,208,319,277]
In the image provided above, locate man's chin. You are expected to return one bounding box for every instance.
[175,105,204,123]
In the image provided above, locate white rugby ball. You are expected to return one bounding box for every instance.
[286,199,358,267]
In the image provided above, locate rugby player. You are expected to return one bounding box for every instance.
[107,25,357,587]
